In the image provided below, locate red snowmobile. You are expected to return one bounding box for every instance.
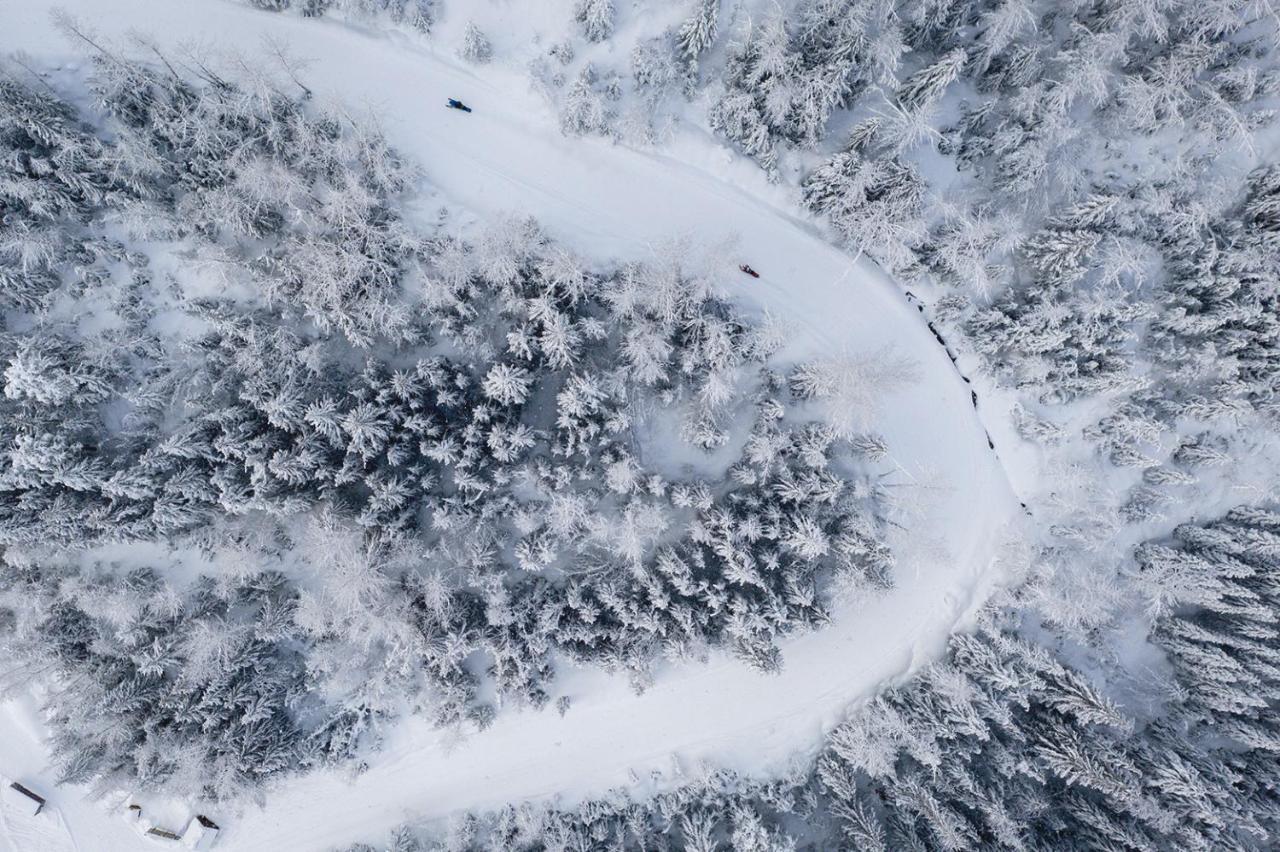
[739,264,760,279]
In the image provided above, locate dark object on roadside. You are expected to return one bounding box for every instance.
[447,98,472,112]
[6,782,45,816]
[739,264,760,278]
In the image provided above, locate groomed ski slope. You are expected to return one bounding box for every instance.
[0,3,1021,849]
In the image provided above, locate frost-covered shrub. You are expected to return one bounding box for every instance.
[560,66,612,137]
[573,0,615,43]
[239,0,436,30]
[458,21,492,64]
[624,36,682,142]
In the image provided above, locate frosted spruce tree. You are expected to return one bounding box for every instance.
[574,0,615,43]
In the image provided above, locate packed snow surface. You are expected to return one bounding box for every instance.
[0,1,1020,849]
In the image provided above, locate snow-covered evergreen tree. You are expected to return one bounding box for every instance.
[677,0,720,85]
[458,21,492,64]
[560,66,611,137]
[574,0,615,43]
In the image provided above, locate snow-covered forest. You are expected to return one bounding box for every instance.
[0,0,1278,849]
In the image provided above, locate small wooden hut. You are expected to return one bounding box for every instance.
[181,814,221,849]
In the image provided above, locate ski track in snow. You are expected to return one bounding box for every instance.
[0,2,1022,849]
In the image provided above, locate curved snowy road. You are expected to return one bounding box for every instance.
[2,3,1020,849]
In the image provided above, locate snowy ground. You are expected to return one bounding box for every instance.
[1,2,1021,849]
[0,699,152,851]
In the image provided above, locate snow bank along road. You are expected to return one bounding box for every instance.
[1,2,1021,849]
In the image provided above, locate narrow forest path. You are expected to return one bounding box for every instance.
[0,3,1023,850]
